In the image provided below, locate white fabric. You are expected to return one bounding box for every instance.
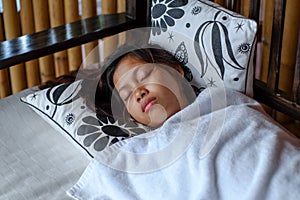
[0,88,89,200]
[68,87,300,200]
[149,0,257,96]
[20,81,149,158]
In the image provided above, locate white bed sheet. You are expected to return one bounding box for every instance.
[0,88,89,200]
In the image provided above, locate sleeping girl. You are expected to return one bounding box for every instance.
[41,44,300,199]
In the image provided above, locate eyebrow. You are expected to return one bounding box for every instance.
[117,66,140,93]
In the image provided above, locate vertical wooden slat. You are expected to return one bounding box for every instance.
[260,0,274,83]
[224,0,236,11]
[266,0,286,92]
[20,0,40,88]
[265,0,290,122]
[3,0,27,94]
[0,13,10,98]
[117,0,126,13]
[294,28,300,105]
[247,0,261,79]
[102,0,118,59]
[48,0,69,77]
[235,0,242,13]
[82,0,97,18]
[82,0,98,68]
[214,0,226,7]
[102,0,117,14]
[248,0,260,21]
[32,0,55,83]
[278,0,300,95]
[118,0,127,45]
[240,0,250,17]
[64,0,82,71]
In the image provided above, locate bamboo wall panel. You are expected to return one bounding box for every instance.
[278,0,300,95]
[0,14,10,98]
[274,0,300,123]
[82,0,99,68]
[20,0,40,88]
[102,0,118,59]
[3,1,26,94]
[64,0,82,71]
[0,0,124,97]
[49,0,69,77]
[32,0,55,83]
[117,0,126,45]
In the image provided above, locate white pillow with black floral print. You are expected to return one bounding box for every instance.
[21,80,149,159]
[149,0,257,96]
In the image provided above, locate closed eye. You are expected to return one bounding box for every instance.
[136,65,154,82]
[120,89,132,102]
[124,91,132,101]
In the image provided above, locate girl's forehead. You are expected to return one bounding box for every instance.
[113,56,147,84]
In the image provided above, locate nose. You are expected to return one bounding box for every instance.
[134,87,148,102]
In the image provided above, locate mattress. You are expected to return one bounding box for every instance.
[0,88,89,200]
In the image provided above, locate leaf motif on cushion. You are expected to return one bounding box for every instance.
[194,11,245,79]
[45,82,81,118]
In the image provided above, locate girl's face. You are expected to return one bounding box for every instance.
[113,55,189,127]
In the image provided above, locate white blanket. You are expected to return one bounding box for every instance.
[68,87,300,200]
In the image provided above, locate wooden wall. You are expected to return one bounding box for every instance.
[0,0,299,111]
[0,0,125,98]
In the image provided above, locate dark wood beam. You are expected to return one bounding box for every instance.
[0,13,143,69]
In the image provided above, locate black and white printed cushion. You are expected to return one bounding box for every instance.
[20,80,149,159]
[149,0,257,96]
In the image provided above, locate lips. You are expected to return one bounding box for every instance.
[141,97,157,112]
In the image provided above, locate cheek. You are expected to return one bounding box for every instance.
[126,101,137,115]
[126,99,141,117]
[152,71,182,95]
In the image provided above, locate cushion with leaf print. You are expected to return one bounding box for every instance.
[21,80,149,159]
[149,0,257,96]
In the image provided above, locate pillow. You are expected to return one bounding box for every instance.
[20,80,150,159]
[149,0,257,96]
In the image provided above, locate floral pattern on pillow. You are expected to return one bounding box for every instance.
[151,0,188,35]
[21,81,149,159]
